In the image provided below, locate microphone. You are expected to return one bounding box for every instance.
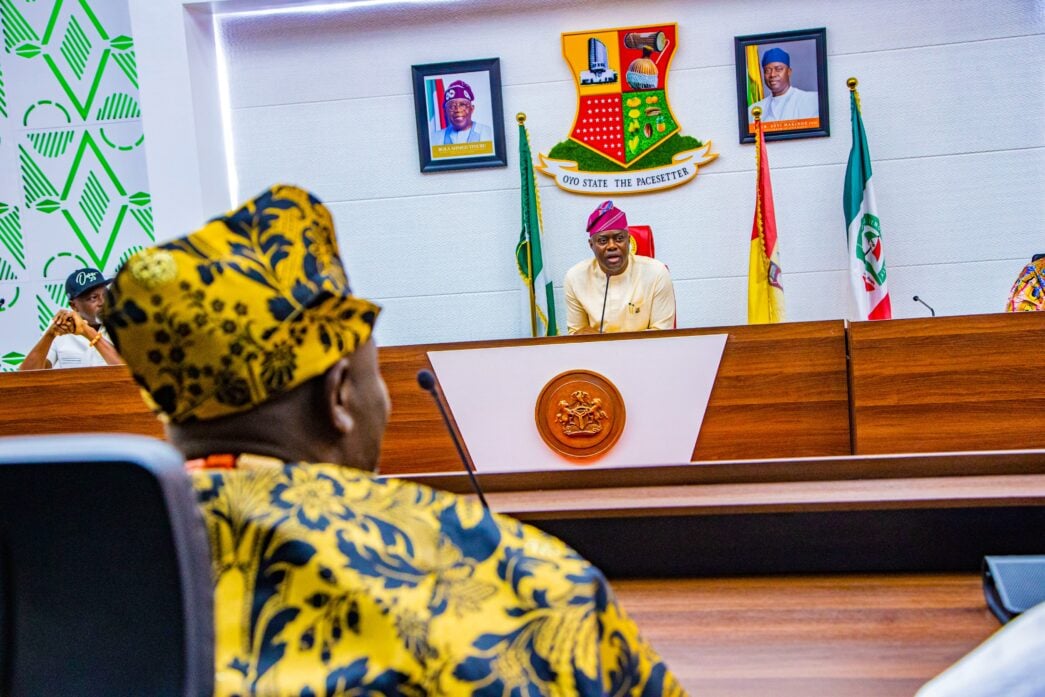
[597,274,610,334]
[912,295,936,317]
[416,369,488,509]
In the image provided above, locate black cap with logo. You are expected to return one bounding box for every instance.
[65,268,110,301]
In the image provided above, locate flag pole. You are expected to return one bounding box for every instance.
[518,112,538,338]
[847,76,860,108]
[846,77,859,322]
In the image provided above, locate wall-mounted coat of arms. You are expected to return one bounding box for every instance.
[539,24,718,195]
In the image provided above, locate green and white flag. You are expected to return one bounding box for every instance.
[844,84,892,320]
[516,121,558,337]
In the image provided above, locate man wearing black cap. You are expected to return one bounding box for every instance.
[18,267,122,370]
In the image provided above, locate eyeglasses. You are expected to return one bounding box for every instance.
[446,100,473,113]
[592,232,630,246]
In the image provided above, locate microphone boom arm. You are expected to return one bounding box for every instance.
[416,370,489,509]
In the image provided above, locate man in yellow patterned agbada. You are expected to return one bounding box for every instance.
[102,184,686,697]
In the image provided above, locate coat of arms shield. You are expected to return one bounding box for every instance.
[539,24,717,195]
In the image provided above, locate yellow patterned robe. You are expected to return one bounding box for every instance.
[190,458,685,696]
[1006,258,1045,312]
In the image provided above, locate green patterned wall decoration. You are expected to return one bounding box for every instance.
[116,243,140,267]
[128,189,152,239]
[34,286,56,331]
[58,13,89,79]
[0,0,38,53]
[22,98,70,125]
[27,128,74,156]
[95,91,137,119]
[0,63,6,117]
[2,352,25,370]
[0,0,153,369]
[0,203,24,268]
[34,279,67,332]
[19,143,59,204]
[109,35,135,87]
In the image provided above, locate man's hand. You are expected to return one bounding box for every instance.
[49,309,78,337]
[69,311,90,337]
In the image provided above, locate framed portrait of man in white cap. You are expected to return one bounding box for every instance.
[411,58,508,172]
[733,28,830,144]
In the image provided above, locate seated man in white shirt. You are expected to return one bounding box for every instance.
[18,267,122,370]
[564,200,676,334]
[747,47,819,123]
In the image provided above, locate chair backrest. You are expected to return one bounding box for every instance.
[628,225,656,258]
[0,434,213,697]
[628,225,676,328]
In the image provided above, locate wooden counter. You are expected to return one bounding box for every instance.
[399,450,1045,577]
[849,311,1045,454]
[0,364,163,439]
[3,313,1043,475]
[616,573,998,697]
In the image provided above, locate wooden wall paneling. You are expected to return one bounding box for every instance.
[690,320,851,461]
[849,312,1045,454]
[377,342,463,475]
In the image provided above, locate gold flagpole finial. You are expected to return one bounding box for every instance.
[516,113,527,125]
[752,106,762,122]
[846,77,858,91]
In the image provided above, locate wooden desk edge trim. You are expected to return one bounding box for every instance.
[386,449,1045,495]
[478,473,1045,520]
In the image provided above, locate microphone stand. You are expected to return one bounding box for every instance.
[912,295,936,317]
[597,274,610,334]
[416,370,489,509]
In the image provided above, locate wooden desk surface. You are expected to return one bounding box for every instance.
[615,573,998,697]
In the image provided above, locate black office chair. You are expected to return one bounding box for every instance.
[0,434,213,697]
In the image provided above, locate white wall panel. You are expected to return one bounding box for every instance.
[371,288,524,346]
[886,258,1032,319]
[219,0,1039,109]
[212,0,1044,345]
[876,149,1045,265]
[324,193,523,298]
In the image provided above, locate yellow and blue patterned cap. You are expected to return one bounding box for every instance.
[103,184,380,423]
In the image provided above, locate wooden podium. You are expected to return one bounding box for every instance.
[380,319,851,475]
[2,313,1044,473]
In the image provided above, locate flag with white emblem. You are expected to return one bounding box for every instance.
[844,81,892,320]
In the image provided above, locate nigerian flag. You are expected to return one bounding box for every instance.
[516,119,557,337]
[844,82,892,321]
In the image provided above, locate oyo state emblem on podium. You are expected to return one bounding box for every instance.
[535,370,626,460]
[539,23,718,195]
